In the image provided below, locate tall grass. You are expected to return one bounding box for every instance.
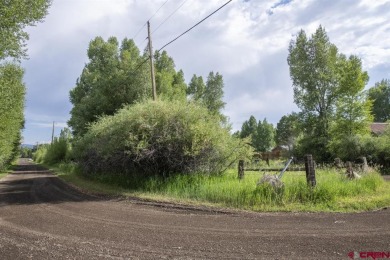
[54,164,389,212]
[141,170,385,210]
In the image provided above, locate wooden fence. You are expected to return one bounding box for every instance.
[238,155,316,187]
[238,155,369,187]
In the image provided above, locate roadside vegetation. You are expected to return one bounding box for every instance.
[0,170,8,180]
[1,0,388,213]
[32,25,390,212]
[0,0,51,171]
[41,161,389,212]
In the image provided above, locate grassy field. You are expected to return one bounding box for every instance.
[44,161,390,213]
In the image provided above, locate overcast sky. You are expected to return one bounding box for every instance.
[21,0,390,144]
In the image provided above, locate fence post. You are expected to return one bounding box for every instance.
[361,156,368,172]
[346,161,353,178]
[238,160,244,180]
[305,154,316,187]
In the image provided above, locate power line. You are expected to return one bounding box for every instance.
[132,0,170,40]
[157,0,232,52]
[130,0,233,83]
[149,0,170,22]
[132,23,147,40]
[152,0,190,35]
[132,55,151,75]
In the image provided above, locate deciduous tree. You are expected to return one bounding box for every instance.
[0,0,50,169]
[0,0,51,60]
[254,118,275,152]
[154,51,186,100]
[275,113,299,151]
[240,115,257,139]
[330,55,372,138]
[68,37,150,135]
[239,116,275,152]
[368,79,390,122]
[288,26,371,160]
[187,74,205,101]
[203,72,225,116]
[0,64,25,170]
[288,26,339,140]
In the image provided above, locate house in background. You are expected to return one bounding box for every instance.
[370,122,389,136]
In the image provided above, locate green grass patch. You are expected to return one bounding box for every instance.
[45,162,390,212]
[0,171,8,180]
[0,164,13,180]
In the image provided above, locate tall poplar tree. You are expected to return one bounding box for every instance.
[69,37,150,136]
[240,116,257,139]
[0,0,51,169]
[0,0,52,60]
[288,26,371,160]
[0,64,25,169]
[254,119,275,152]
[186,71,226,120]
[203,71,226,116]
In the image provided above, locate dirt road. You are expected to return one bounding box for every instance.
[0,159,389,259]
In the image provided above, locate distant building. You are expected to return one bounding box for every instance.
[370,122,389,136]
[258,145,289,161]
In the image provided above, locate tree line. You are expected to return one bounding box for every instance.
[236,26,390,167]
[9,4,387,174]
[68,36,226,136]
[0,0,51,170]
[36,35,251,177]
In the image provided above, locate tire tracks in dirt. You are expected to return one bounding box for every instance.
[0,159,389,259]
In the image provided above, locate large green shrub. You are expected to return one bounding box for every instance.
[33,128,73,165]
[328,134,366,161]
[363,131,390,172]
[74,100,252,177]
[33,144,48,163]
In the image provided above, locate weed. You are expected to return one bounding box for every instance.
[48,162,390,212]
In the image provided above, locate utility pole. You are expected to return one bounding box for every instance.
[147,20,157,101]
[51,121,55,144]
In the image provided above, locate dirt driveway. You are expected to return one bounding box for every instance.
[0,159,389,259]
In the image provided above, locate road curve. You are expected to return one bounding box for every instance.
[0,159,389,259]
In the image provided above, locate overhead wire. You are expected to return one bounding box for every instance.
[132,23,147,41]
[131,0,233,76]
[148,0,170,22]
[133,56,151,74]
[152,0,190,35]
[157,0,232,52]
[132,0,170,40]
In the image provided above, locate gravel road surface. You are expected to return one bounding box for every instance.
[0,159,389,259]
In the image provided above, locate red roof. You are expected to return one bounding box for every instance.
[370,123,389,135]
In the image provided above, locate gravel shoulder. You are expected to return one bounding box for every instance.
[0,159,389,259]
